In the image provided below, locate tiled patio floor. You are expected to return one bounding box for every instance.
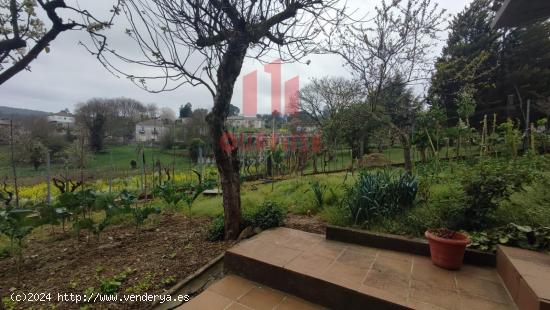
[177,274,324,310]
[226,228,517,310]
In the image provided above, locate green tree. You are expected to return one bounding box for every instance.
[456,86,477,126]
[498,21,550,121]
[430,0,550,125]
[90,113,106,153]
[229,104,240,117]
[28,141,48,170]
[179,102,192,118]
[429,0,498,124]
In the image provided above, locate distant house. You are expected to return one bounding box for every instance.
[135,119,168,143]
[226,115,263,129]
[296,122,318,133]
[48,110,75,133]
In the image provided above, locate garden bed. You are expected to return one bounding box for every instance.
[0,214,233,309]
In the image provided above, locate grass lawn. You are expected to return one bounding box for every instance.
[0,144,195,185]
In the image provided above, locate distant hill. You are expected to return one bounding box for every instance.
[0,106,48,118]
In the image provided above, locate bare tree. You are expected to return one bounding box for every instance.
[330,0,446,171]
[298,77,366,148]
[0,0,121,85]
[146,104,159,119]
[299,77,365,127]
[88,0,347,239]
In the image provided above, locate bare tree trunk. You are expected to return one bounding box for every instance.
[207,40,248,240]
[400,133,413,172]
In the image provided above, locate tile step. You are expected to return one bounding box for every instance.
[497,246,550,310]
[224,228,516,310]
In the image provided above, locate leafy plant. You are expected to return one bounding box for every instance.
[181,181,210,216]
[498,119,521,158]
[244,200,285,230]
[206,216,225,241]
[72,192,119,242]
[119,189,160,232]
[208,200,285,241]
[460,159,537,230]
[309,180,326,211]
[153,182,183,209]
[469,224,550,253]
[0,206,37,284]
[343,170,418,225]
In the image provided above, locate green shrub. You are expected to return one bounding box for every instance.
[460,158,539,230]
[244,200,285,230]
[496,174,550,227]
[309,180,326,211]
[320,205,349,227]
[207,201,285,241]
[206,216,225,241]
[469,224,550,253]
[343,170,418,225]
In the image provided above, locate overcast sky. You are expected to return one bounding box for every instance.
[0,0,472,115]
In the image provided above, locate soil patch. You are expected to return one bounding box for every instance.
[0,213,233,309]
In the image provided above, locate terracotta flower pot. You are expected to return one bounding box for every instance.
[425,229,470,270]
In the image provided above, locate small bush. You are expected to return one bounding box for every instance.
[460,158,538,230]
[469,224,550,253]
[309,180,326,211]
[206,216,225,241]
[344,170,418,225]
[244,200,285,230]
[207,201,285,241]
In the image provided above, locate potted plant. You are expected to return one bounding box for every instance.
[425,228,470,270]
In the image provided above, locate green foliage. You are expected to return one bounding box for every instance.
[309,180,326,211]
[207,200,285,241]
[495,171,550,226]
[469,224,550,253]
[153,182,183,208]
[125,273,153,294]
[160,275,176,287]
[27,141,48,171]
[119,189,137,208]
[118,189,160,231]
[154,181,208,215]
[343,170,418,225]
[206,216,225,241]
[456,86,476,124]
[189,138,205,163]
[497,119,521,158]
[0,207,36,244]
[244,200,285,230]
[460,158,537,230]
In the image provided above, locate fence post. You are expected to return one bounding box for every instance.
[46,151,51,204]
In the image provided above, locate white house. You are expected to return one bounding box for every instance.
[48,110,75,133]
[48,110,74,124]
[226,115,263,129]
[135,119,168,142]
